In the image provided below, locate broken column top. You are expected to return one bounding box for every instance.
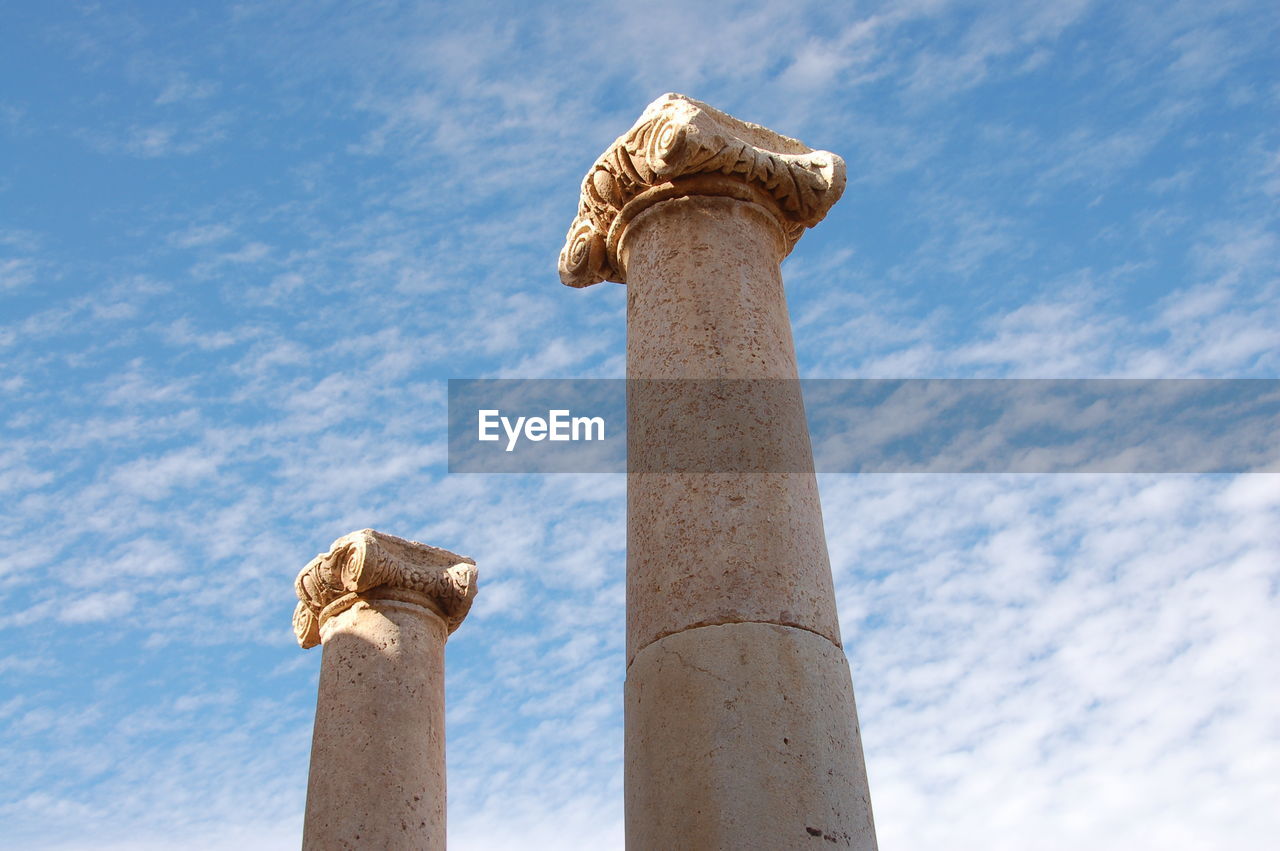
[292,528,477,648]
[558,92,846,288]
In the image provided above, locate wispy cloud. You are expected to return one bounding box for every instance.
[154,74,220,105]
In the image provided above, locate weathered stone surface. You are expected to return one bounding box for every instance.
[624,196,841,663]
[626,622,876,850]
[559,92,846,287]
[303,598,449,850]
[294,528,477,649]
[296,530,477,851]
[561,96,877,850]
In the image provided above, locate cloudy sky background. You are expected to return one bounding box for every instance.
[1,1,1277,848]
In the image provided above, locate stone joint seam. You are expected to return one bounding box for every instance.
[627,618,844,671]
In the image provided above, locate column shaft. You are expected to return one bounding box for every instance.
[303,596,448,850]
[623,196,877,850]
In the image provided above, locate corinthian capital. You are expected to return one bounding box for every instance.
[293,529,477,648]
[558,93,846,287]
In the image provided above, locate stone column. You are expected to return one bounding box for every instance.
[560,94,877,849]
[292,528,478,851]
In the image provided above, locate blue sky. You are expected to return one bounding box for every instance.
[1,1,1277,848]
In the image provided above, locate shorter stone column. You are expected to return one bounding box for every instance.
[293,529,478,851]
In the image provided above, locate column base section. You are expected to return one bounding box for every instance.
[625,621,876,850]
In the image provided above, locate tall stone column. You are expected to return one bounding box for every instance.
[292,529,478,851]
[560,94,877,849]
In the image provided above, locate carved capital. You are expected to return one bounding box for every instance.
[558,93,846,287]
[293,529,477,649]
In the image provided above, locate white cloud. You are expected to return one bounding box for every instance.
[822,473,1280,850]
[0,257,37,291]
[154,74,219,105]
[58,591,135,623]
[169,223,234,248]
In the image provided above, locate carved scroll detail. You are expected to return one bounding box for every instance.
[293,529,477,648]
[558,93,846,287]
